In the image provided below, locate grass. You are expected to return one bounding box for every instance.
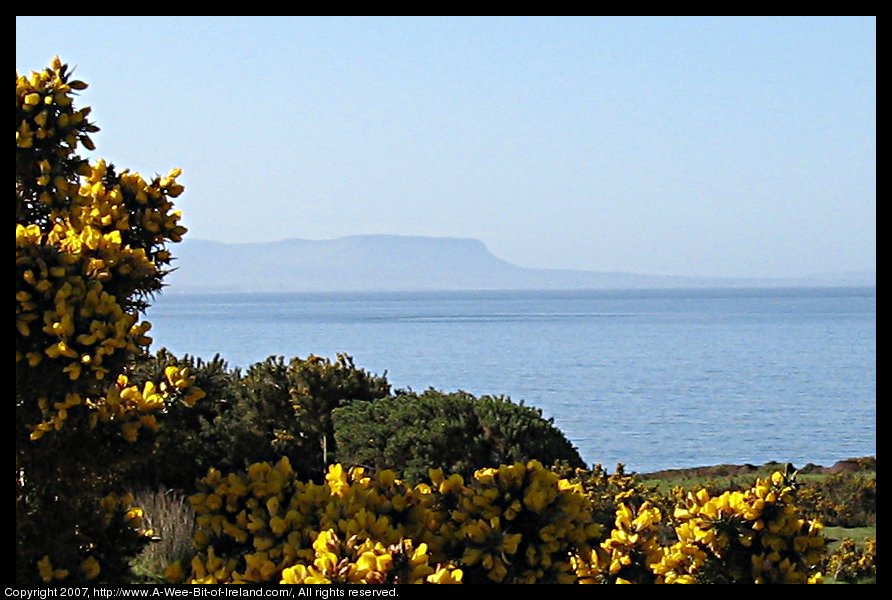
[823,526,876,548]
[129,487,196,583]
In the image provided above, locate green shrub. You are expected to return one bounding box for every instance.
[116,352,390,494]
[332,390,584,484]
[210,354,390,480]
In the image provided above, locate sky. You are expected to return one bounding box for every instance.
[16,16,875,278]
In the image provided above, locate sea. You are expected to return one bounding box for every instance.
[145,287,876,474]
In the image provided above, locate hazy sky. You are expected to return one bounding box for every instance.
[16,16,875,278]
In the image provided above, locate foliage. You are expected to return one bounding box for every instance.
[210,354,390,480]
[425,461,600,583]
[175,458,457,583]
[16,57,198,584]
[824,538,876,584]
[795,473,876,528]
[567,463,671,532]
[333,390,584,483]
[643,465,877,529]
[280,532,464,584]
[659,472,825,584]
[108,352,389,494]
[175,458,599,584]
[123,350,239,491]
[574,470,826,584]
[175,461,826,585]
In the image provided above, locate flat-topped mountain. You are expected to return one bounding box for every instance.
[165,235,875,292]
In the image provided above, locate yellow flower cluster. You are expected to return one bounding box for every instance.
[16,55,94,162]
[666,471,825,584]
[280,532,462,584]
[28,364,205,442]
[589,502,665,584]
[182,461,829,585]
[428,461,602,583]
[547,469,826,585]
[184,458,460,584]
[179,463,831,585]
[182,459,606,585]
[99,491,154,535]
[16,222,150,379]
[16,57,197,442]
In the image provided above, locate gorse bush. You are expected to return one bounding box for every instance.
[114,352,391,493]
[172,462,826,585]
[333,390,584,484]
[16,57,200,585]
[117,350,237,492]
[426,461,600,583]
[174,459,601,584]
[658,467,877,529]
[175,458,465,583]
[569,470,827,584]
[661,473,825,584]
[567,463,672,534]
[825,538,876,584]
[216,354,390,479]
[796,473,876,528]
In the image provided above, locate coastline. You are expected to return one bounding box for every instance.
[639,456,876,480]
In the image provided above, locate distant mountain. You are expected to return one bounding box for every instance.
[164,235,876,293]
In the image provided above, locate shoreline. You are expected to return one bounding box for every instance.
[639,456,876,480]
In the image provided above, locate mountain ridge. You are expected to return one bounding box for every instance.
[165,235,876,293]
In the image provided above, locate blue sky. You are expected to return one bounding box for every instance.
[16,16,875,278]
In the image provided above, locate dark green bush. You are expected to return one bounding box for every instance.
[210,353,390,480]
[332,389,584,483]
[121,352,391,491]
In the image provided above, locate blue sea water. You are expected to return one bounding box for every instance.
[146,287,876,473]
